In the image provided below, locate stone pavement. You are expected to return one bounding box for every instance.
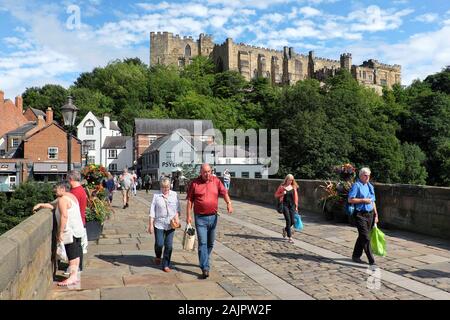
[47,190,450,300]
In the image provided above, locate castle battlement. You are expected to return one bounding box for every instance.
[150,31,402,90]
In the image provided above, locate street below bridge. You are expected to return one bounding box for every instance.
[48,190,450,300]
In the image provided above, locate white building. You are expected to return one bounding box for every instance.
[141,130,267,180]
[77,112,133,172]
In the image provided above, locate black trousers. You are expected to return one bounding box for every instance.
[282,203,296,238]
[352,211,375,264]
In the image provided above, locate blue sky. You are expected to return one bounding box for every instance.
[0,0,449,98]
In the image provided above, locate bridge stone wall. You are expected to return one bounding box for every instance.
[0,209,54,299]
[227,178,450,239]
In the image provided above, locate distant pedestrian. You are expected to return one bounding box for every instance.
[104,172,115,204]
[179,174,186,194]
[349,167,379,266]
[144,174,152,193]
[223,169,231,190]
[131,170,138,196]
[119,168,133,209]
[274,174,299,244]
[186,163,233,279]
[148,177,181,272]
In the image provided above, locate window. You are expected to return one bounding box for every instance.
[380,79,387,86]
[108,150,117,159]
[84,140,95,151]
[109,163,117,172]
[368,75,372,81]
[185,44,191,57]
[9,176,16,187]
[226,158,231,164]
[11,138,20,148]
[182,152,191,161]
[48,147,58,159]
[242,172,249,178]
[86,127,94,135]
[363,71,366,79]
[166,152,174,161]
[255,172,262,178]
[88,156,95,164]
[230,172,236,177]
[216,172,222,177]
[0,150,5,156]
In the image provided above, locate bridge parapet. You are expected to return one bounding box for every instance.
[227,178,450,240]
[0,209,53,300]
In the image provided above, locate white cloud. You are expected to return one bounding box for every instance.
[349,6,414,32]
[299,6,321,17]
[3,37,33,49]
[260,13,285,24]
[413,13,439,23]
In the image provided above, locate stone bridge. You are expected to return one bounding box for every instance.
[0,179,449,300]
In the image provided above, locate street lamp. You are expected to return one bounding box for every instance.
[61,96,78,174]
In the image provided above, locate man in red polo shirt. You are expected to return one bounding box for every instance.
[187,163,233,279]
[67,170,88,272]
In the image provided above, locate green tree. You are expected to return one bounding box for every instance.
[400,143,428,185]
[22,84,68,123]
[181,56,215,96]
[424,66,450,94]
[212,71,247,100]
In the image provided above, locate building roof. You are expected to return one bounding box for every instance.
[144,135,172,152]
[134,118,214,135]
[30,108,46,118]
[0,162,16,173]
[33,162,79,173]
[110,122,121,131]
[101,136,131,149]
[5,122,36,136]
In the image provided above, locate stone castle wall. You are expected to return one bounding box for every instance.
[150,32,402,90]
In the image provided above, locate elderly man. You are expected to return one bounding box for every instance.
[348,167,379,266]
[119,168,133,209]
[186,163,233,279]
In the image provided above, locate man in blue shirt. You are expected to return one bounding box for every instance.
[348,167,379,265]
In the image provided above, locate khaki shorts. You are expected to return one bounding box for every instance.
[121,188,130,197]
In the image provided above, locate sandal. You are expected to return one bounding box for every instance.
[282,228,287,238]
[288,238,294,244]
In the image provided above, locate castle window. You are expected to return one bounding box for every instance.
[178,58,185,67]
[363,71,366,80]
[380,79,387,86]
[185,44,191,58]
[368,75,372,81]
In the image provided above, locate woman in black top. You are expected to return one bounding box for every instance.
[274,174,299,243]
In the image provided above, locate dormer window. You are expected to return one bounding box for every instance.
[84,120,95,135]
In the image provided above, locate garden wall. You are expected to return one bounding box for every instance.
[0,209,54,300]
[227,178,450,239]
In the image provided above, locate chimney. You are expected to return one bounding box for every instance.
[46,107,53,125]
[104,114,110,130]
[37,115,45,128]
[15,96,23,113]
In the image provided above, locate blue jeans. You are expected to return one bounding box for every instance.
[194,214,218,271]
[154,227,175,268]
[224,181,230,190]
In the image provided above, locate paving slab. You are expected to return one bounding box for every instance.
[49,289,100,300]
[100,286,150,300]
[146,284,186,300]
[176,281,232,300]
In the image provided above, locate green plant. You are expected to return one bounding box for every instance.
[85,197,111,224]
[318,164,356,212]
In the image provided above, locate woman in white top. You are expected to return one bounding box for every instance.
[148,177,181,272]
[34,182,84,286]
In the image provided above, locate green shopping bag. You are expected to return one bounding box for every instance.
[370,224,386,257]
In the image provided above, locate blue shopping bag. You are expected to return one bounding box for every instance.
[294,212,303,231]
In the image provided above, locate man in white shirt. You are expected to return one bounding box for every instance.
[119,168,133,209]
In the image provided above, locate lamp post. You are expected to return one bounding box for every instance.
[61,96,78,174]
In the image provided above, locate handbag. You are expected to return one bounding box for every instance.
[276,200,284,214]
[182,223,196,251]
[163,195,181,229]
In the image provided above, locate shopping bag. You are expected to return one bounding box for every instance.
[370,224,386,257]
[56,242,68,262]
[293,212,303,231]
[345,203,355,216]
[182,223,196,251]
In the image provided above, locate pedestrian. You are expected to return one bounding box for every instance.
[348,167,379,266]
[67,170,88,272]
[104,172,115,204]
[119,168,133,209]
[223,169,231,190]
[179,174,186,194]
[186,163,233,279]
[143,174,152,193]
[274,174,299,244]
[131,170,138,196]
[34,183,84,286]
[148,177,181,272]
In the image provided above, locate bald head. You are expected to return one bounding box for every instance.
[200,163,212,181]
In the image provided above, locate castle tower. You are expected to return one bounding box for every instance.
[340,53,352,72]
[150,31,171,66]
[198,33,215,58]
[308,51,315,79]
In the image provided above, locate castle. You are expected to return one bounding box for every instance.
[150,32,401,92]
